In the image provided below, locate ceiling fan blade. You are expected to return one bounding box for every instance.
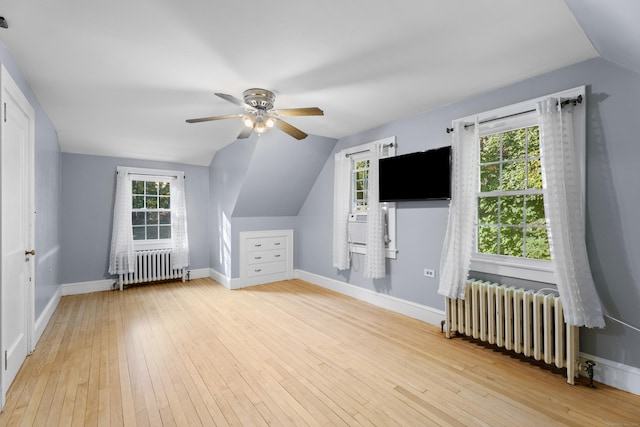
[237,127,252,139]
[215,92,256,111]
[276,119,308,140]
[186,114,239,123]
[272,107,324,117]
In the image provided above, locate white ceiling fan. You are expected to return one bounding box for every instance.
[186,88,324,140]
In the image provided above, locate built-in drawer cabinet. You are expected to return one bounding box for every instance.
[246,248,287,265]
[239,229,293,288]
[247,261,287,278]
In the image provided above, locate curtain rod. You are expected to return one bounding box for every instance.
[117,171,184,179]
[345,142,395,157]
[445,95,582,134]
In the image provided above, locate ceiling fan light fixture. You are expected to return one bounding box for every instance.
[265,117,275,128]
[187,88,323,140]
[242,115,255,128]
[254,122,267,134]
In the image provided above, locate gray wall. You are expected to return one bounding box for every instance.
[232,131,337,217]
[208,131,336,279]
[209,137,258,277]
[1,40,61,318]
[296,57,640,369]
[60,153,210,284]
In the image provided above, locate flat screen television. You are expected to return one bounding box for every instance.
[379,146,451,202]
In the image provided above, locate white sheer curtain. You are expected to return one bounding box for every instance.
[108,167,190,275]
[363,142,386,278]
[438,119,479,299]
[537,98,605,328]
[170,173,190,269]
[333,152,351,270]
[108,167,135,274]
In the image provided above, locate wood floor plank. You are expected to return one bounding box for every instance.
[1,278,639,427]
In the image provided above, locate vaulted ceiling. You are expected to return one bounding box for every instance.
[0,0,638,166]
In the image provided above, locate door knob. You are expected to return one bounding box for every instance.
[25,250,35,256]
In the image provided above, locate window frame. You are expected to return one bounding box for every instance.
[342,137,397,259]
[125,167,180,251]
[466,86,586,283]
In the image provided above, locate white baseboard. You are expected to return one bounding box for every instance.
[187,268,210,280]
[580,353,640,396]
[61,279,115,295]
[294,269,445,327]
[208,268,240,289]
[229,279,249,290]
[33,287,61,349]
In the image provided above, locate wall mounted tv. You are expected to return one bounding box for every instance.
[379,145,452,202]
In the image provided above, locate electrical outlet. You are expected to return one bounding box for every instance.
[424,268,435,278]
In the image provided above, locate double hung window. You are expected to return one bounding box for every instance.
[469,87,585,282]
[132,179,172,242]
[342,138,397,258]
[127,169,181,250]
[352,158,370,212]
[477,125,549,260]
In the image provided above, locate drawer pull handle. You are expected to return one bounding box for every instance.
[274,254,281,258]
[274,242,281,246]
[254,244,262,247]
[255,256,262,260]
[254,269,262,272]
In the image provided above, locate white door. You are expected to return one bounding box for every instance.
[1,65,35,407]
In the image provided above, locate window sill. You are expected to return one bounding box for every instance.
[470,253,555,283]
[350,244,398,260]
[133,240,172,251]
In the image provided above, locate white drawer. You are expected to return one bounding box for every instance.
[247,261,287,278]
[247,249,286,265]
[247,236,287,251]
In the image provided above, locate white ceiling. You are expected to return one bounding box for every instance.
[0,0,599,166]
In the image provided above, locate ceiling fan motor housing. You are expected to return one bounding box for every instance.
[243,88,275,110]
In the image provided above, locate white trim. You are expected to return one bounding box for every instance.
[0,64,37,409]
[208,268,239,290]
[60,279,115,295]
[187,268,210,280]
[33,287,61,347]
[579,353,640,396]
[466,86,586,282]
[228,278,243,290]
[294,269,444,327]
[470,255,555,283]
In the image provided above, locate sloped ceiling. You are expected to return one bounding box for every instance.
[564,0,640,75]
[0,0,599,166]
[232,133,337,217]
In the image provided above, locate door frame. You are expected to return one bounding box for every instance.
[0,63,36,408]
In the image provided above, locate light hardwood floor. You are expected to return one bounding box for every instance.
[1,278,639,426]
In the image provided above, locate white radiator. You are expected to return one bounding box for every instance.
[118,249,185,291]
[445,280,579,384]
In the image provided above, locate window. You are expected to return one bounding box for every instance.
[477,125,550,260]
[469,87,585,282]
[353,159,370,212]
[126,168,182,250]
[343,137,397,258]
[132,179,172,242]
